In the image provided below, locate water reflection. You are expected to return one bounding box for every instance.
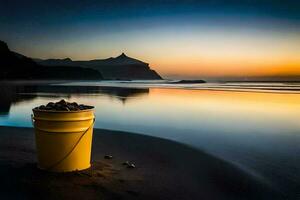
[0,83,149,116]
[0,83,299,195]
[0,84,36,115]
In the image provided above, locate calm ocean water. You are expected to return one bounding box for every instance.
[0,81,299,194]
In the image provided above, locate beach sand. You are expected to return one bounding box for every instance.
[0,126,282,199]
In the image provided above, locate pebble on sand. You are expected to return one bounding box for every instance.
[104,155,113,159]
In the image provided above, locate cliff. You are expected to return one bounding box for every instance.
[37,53,162,80]
[0,41,102,80]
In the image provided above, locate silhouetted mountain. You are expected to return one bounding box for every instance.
[0,41,39,79]
[0,40,102,80]
[36,53,162,80]
[0,40,9,52]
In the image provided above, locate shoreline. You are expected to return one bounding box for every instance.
[0,126,282,199]
[2,80,300,95]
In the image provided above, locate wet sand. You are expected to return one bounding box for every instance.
[0,126,283,199]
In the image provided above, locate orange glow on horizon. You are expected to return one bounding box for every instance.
[152,62,300,77]
[16,26,300,78]
[148,47,300,77]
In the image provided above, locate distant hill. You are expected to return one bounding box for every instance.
[0,41,102,80]
[36,53,162,80]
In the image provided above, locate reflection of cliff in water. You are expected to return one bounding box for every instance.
[0,84,36,115]
[0,84,149,115]
[22,85,149,103]
[97,87,149,103]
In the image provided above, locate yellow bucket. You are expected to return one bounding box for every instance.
[32,108,95,172]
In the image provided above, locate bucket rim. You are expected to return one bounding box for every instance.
[32,107,94,113]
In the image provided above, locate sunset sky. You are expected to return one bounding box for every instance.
[1,0,300,79]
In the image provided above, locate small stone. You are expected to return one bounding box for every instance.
[44,106,52,110]
[84,105,94,110]
[104,155,113,159]
[73,107,80,111]
[38,105,46,110]
[61,106,70,111]
[79,104,85,110]
[46,102,55,107]
[54,103,62,109]
[122,161,130,166]
[127,163,135,169]
[71,102,78,107]
[58,99,67,105]
[67,105,73,109]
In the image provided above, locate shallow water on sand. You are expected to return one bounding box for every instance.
[0,81,299,195]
